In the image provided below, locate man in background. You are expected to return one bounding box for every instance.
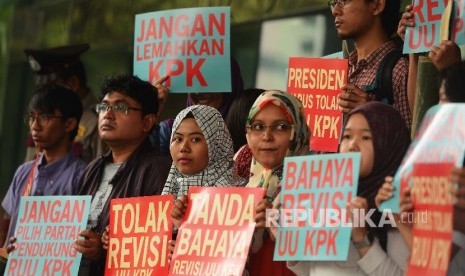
[24,43,103,163]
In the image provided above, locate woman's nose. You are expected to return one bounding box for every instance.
[180,140,190,153]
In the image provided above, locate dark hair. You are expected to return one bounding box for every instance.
[225,88,265,152]
[379,0,401,37]
[100,74,159,116]
[56,61,87,86]
[28,84,83,141]
[440,61,465,103]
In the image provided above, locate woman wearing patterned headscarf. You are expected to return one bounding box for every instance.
[162,105,244,199]
[244,90,310,276]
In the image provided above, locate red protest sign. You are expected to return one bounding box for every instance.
[407,163,454,276]
[287,57,347,152]
[169,187,265,276]
[105,195,174,276]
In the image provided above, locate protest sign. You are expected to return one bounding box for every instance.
[407,163,454,276]
[169,187,265,276]
[403,0,465,53]
[5,196,91,276]
[134,7,231,93]
[381,104,465,212]
[105,195,174,276]
[287,57,347,152]
[274,152,360,261]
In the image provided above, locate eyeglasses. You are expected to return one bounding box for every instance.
[95,103,143,115]
[24,113,63,126]
[328,0,351,11]
[247,122,293,135]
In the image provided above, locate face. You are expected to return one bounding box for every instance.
[170,118,209,175]
[98,92,152,146]
[331,0,378,40]
[189,93,225,110]
[28,109,73,151]
[247,104,292,169]
[340,113,374,178]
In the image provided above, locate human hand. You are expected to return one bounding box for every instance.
[429,40,461,71]
[397,5,414,41]
[171,196,188,229]
[101,225,109,251]
[268,201,281,241]
[347,197,369,242]
[399,187,413,226]
[450,167,465,209]
[167,239,176,263]
[338,84,371,114]
[255,199,272,228]
[154,75,170,117]
[375,176,395,209]
[6,236,16,254]
[74,229,102,260]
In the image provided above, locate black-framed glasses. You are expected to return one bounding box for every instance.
[24,113,63,126]
[95,103,143,115]
[328,0,351,11]
[247,122,293,135]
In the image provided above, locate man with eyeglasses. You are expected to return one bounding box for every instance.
[24,44,104,164]
[330,0,412,130]
[73,74,171,275]
[1,84,86,247]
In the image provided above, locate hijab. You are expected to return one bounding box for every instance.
[245,90,310,201]
[162,105,244,198]
[346,101,411,247]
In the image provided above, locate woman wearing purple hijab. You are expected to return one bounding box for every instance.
[288,102,412,276]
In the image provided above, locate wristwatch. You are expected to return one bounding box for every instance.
[352,235,371,250]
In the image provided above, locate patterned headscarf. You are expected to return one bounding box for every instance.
[245,90,310,201]
[162,105,244,198]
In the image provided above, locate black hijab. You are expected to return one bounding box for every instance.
[346,102,411,248]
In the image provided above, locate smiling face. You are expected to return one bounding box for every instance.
[339,113,374,178]
[170,118,209,175]
[247,104,292,169]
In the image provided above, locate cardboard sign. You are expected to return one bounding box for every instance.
[403,0,465,53]
[287,57,347,152]
[134,7,231,93]
[274,153,360,261]
[381,104,465,212]
[407,163,454,276]
[169,187,265,276]
[105,195,174,276]
[5,196,91,276]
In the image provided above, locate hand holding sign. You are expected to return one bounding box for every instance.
[101,225,109,250]
[398,5,414,41]
[428,40,461,71]
[74,229,103,261]
[450,167,465,209]
[400,187,414,225]
[375,176,395,210]
[255,199,272,228]
[338,84,371,114]
[347,197,369,244]
[172,195,188,229]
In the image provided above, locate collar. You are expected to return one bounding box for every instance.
[37,150,76,172]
